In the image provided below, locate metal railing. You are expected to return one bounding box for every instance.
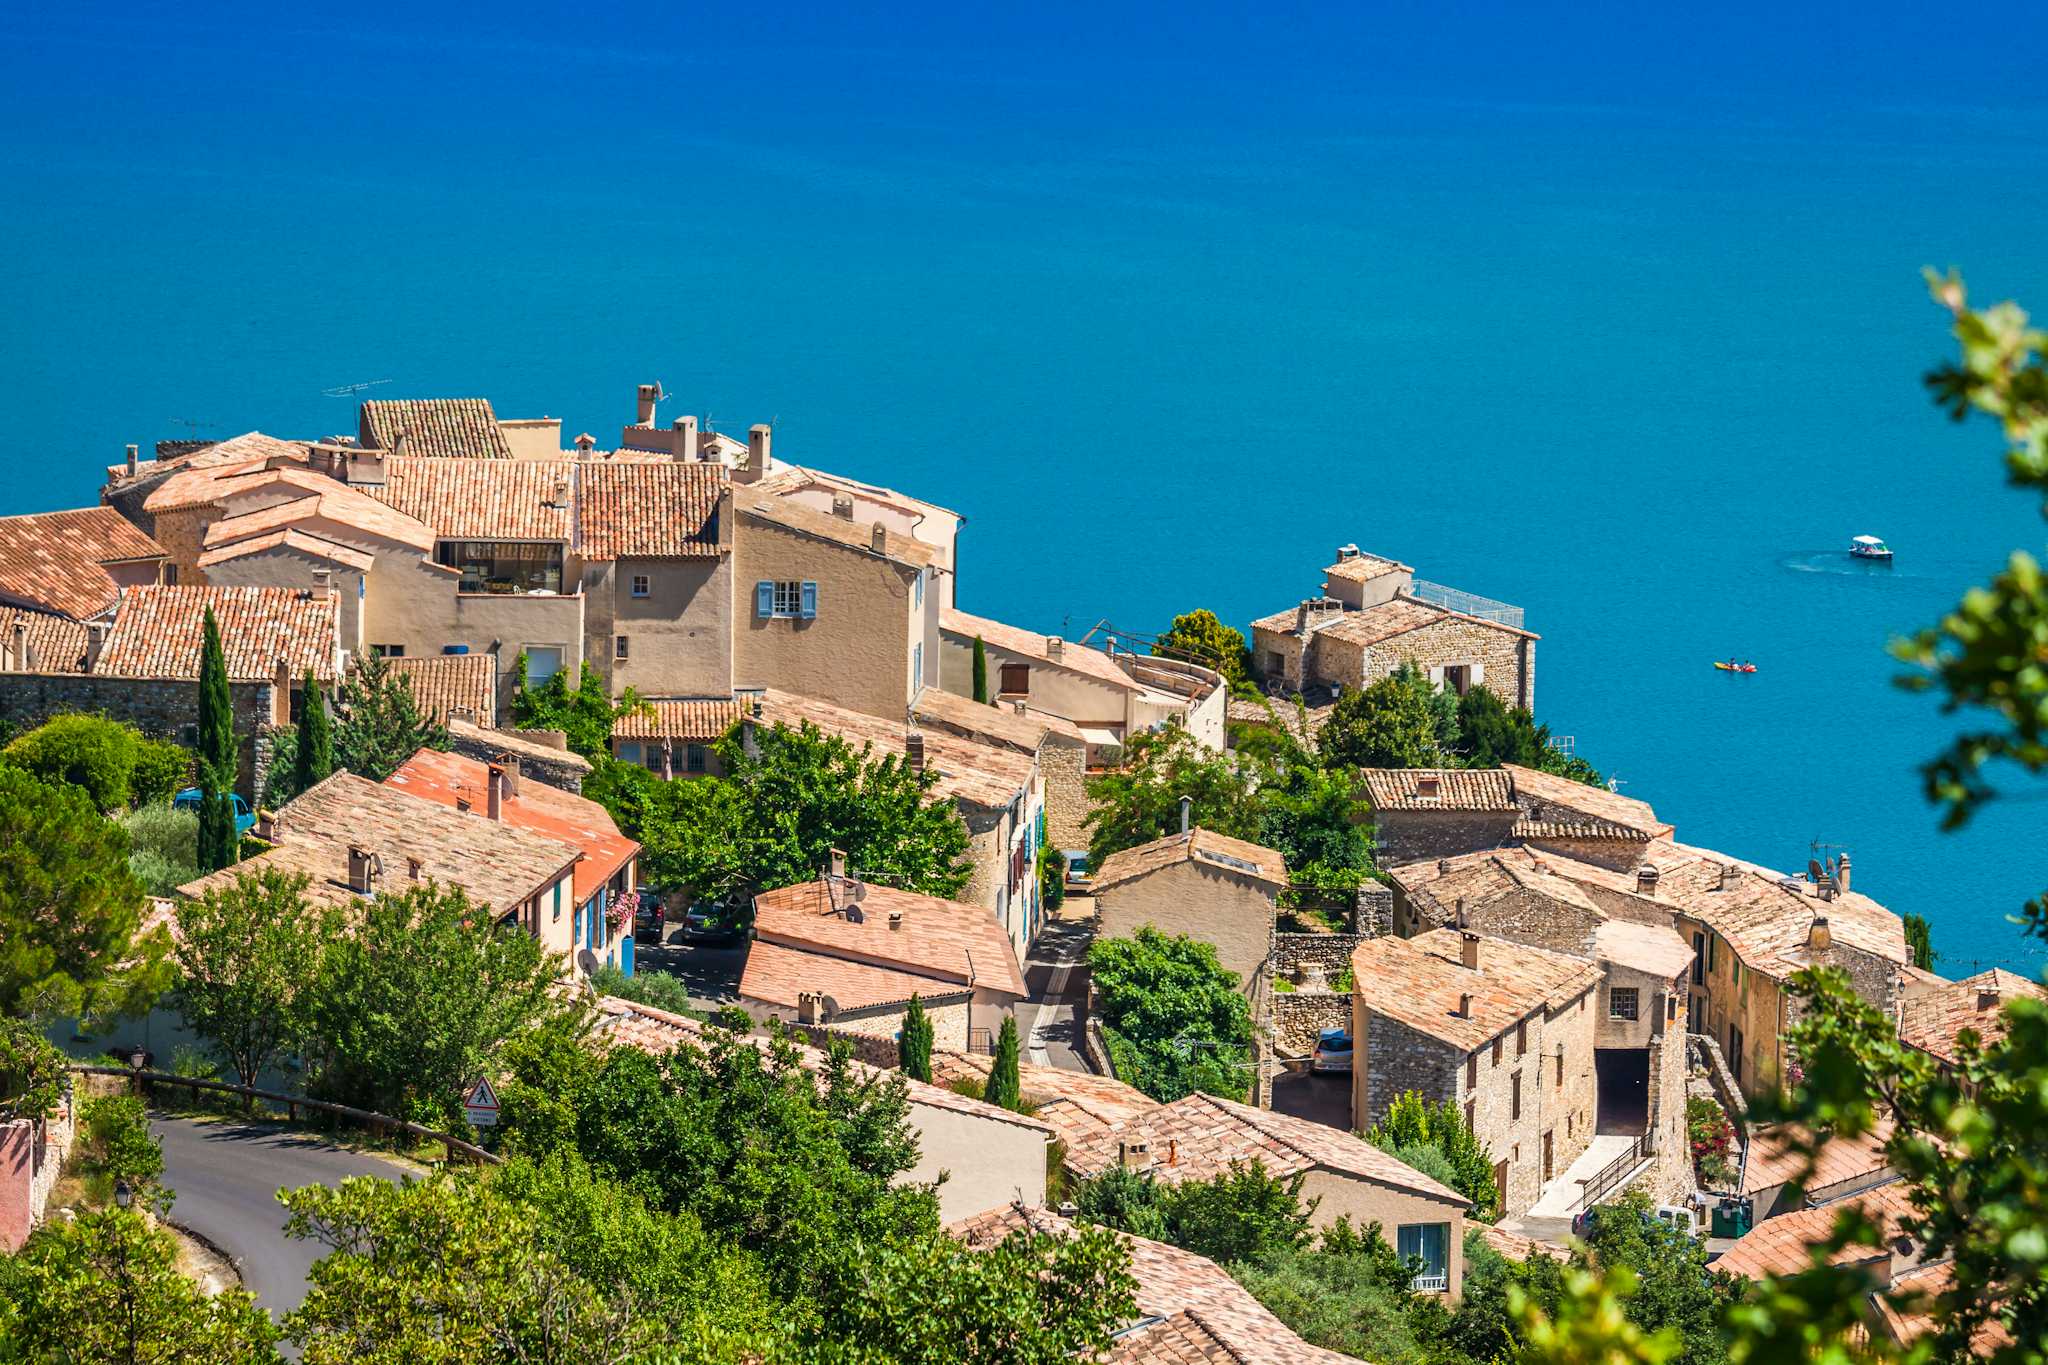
[70,1065,501,1166]
[1410,1272,1450,1293]
[1407,580,1525,630]
[1575,1135,1648,1211]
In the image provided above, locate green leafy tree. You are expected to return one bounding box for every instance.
[75,1095,168,1209]
[1073,1165,1171,1242]
[1088,927,1253,1102]
[1157,1159,1315,1267]
[1037,842,1067,914]
[1083,723,1265,869]
[0,1016,66,1124]
[986,1014,1022,1111]
[0,1207,282,1364]
[1362,1091,1502,1222]
[972,634,990,704]
[510,657,653,761]
[119,800,200,895]
[129,734,190,807]
[1235,1218,1443,1363]
[1316,666,1449,771]
[585,758,753,899]
[284,669,335,802]
[3,713,141,811]
[0,765,169,1023]
[1456,686,1603,784]
[172,869,335,1093]
[900,992,935,1083]
[305,881,565,1127]
[333,652,448,783]
[1903,910,1935,970]
[1156,608,1255,691]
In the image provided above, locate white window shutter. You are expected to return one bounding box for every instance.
[1427,665,1445,687]
[1471,663,1485,686]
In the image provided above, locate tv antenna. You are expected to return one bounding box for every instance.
[322,379,392,398]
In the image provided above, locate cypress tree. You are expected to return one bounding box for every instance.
[900,993,934,1083]
[198,787,237,872]
[197,607,235,782]
[291,669,334,800]
[972,636,990,705]
[985,1014,1022,1112]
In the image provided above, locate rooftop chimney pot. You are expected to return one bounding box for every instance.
[888,910,904,932]
[1978,986,2002,1010]
[1637,865,1662,895]
[905,733,926,776]
[1457,992,1473,1018]
[635,383,661,427]
[346,845,379,895]
[1808,914,1832,953]
[832,493,855,520]
[1045,635,1064,659]
[870,521,887,551]
[829,848,848,881]
[125,443,138,476]
[487,764,507,822]
[1835,854,1852,895]
[1461,931,1481,971]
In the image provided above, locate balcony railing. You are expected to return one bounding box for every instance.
[1408,580,1525,631]
[1410,1272,1449,1294]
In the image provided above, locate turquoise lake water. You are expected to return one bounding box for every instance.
[3,2,2046,971]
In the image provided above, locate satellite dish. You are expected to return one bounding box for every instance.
[845,906,864,924]
[576,949,600,976]
[1807,859,1825,883]
[850,880,867,903]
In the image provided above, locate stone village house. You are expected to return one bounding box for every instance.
[1091,825,1289,993]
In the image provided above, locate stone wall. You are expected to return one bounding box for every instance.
[1040,739,1089,853]
[1352,616,1535,713]
[1354,1006,1460,1131]
[1373,810,1519,868]
[1273,990,1352,1056]
[1639,1023,1697,1208]
[1355,883,1394,937]
[1273,933,1372,985]
[0,672,276,795]
[1521,832,1647,872]
[451,720,591,794]
[150,505,217,586]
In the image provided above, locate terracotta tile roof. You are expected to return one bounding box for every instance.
[179,771,578,916]
[1742,1120,1896,1199]
[912,687,1084,751]
[1323,551,1411,583]
[1362,768,1517,812]
[929,1048,1157,1125]
[752,877,1029,1000]
[366,455,573,541]
[1255,594,1537,645]
[1899,969,2046,1068]
[1478,1224,1566,1262]
[448,718,593,774]
[203,483,437,553]
[1351,928,1603,1052]
[735,488,937,569]
[1390,847,1608,928]
[739,938,972,1012]
[750,462,962,523]
[142,436,315,512]
[195,527,379,573]
[1061,1091,1467,1205]
[94,585,339,683]
[610,698,746,743]
[753,688,1034,811]
[385,748,635,909]
[0,607,90,673]
[374,654,497,724]
[1714,1182,1917,1281]
[941,607,1136,691]
[1513,818,1652,843]
[1872,1262,2014,1353]
[1504,765,1672,838]
[359,398,513,459]
[1592,919,1696,979]
[951,1205,1353,1364]
[1094,828,1288,893]
[576,462,726,559]
[0,507,165,620]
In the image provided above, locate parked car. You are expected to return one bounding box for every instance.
[1064,851,1093,893]
[1572,1203,1701,1240]
[1311,1027,1353,1074]
[680,899,748,946]
[633,891,668,943]
[172,787,256,837]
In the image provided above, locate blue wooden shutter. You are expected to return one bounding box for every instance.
[756,581,774,617]
[800,581,818,619]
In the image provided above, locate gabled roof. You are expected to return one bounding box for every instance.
[1504,764,1672,838]
[577,462,726,559]
[1362,768,1516,813]
[178,771,579,916]
[1593,919,1696,979]
[740,938,972,1013]
[202,483,437,554]
[941,607,1136,691]
[359,398,513,459]
[385,748,636,909]
[0,507,166,620]
[1742,1119,1896,1199]
[1093,828,1288,893]
[752,878,1029,1000]
[1060,1091,1467,1205]
[94,585,339,682]
[195,527,379,573]
[928,1048,1157,1127]
[1899,969,2046,1067]
[1351,928,1602,1052]
[0,607,90,673]
[365,455,573,541]
[751,462,962,525]
[1252,593,1537,643]
[753,688,1034,811]
[1390,847,1608,923]
[735,487,936,569]
[142,436,315,512]
[1714,1182,1917,1281]
[610,698,747,744]
[911,687,1084,752]
[383,654,497,724]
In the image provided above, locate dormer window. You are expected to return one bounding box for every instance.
[1416,775,1441,800]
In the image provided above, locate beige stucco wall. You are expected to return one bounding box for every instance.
[733,513,920,720]
[358,549,585,711]
[939,630,1129,732]
[499,419,563,460]
[1095,862,1277,991]
[582,555,733,699]
[775,485,963,610]
[954,775,1047,959]
[907,1099,1049,1223]
[1298,1168,1465,1302]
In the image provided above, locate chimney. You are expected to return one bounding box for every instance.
[1437,858,1451,874]
[488,763,508,821]
[832,493,855,519]
[125,443,138,477]
[311,568,332,600]
[1179,795,1192,835]
[407,856,423,880]
[346,845,379,895]
[660,740,674,782]
[85,620,111,672]
[1454,898,1469,929]
[634,383,661,427]
[1456,992,1473,1018]
[1835,854,1852,895]
[1012,700,1027,715]
[672,414,699,462]
[1460,931,1481,970]
[574,432,596,453]
[1045,635,1064,659]
[797,991,823,1025]
[1720,863,1741,891]
[1978,983,2002,1011]
[1295,602,1312,635]
[1808,914,1832,953]
[1119,1140,1150,1170]
[1650,991,1667,1038]
[551,477,570,507]
[829,848,847,881]
[7,619,24,671]
[1636,865,1661,896]
[1167,1138,1178,1166]
[870,521,888,552]
[254,809,276,841]
[905,733,926,776]
[888,910,905,932]
[1337,543,1359,562]
[745,423,772,481]
[456,796,471,814]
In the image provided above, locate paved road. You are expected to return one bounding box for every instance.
[153,1116,408,1319]
[1022,910,1095,1071]
[631,928,747,1013]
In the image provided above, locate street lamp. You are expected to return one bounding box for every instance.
[125,1045,149,1101]
[113,1179,132,1210]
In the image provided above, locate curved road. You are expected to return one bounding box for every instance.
[152,1116,407,1318]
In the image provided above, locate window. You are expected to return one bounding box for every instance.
[1708,935,1717,973]
[1555,1051,1565,1087]
[615,635,630,661]
[686,744,707,774]
[1491,1037,1502,1066]
[438,540,564,594]
[1266,650,1283,676]
[756,580,818,619]
[371,644,405,658]
[552,883,562,922]
[525,646,565,687]
[1511,1071,1522,1120]
[631,574,650,598]
[1466,1053,1477,1090]
[1465,1099,1476,1131]
[1691,933,1705,985]
[164,564,178,586]
[1609,987,1640,1020]
[1443,664,1471,695]
[1396,1224,1450,1292]
[914,569,925,610]
[1732,959,1741,988]
[999,662,1030,695]
[912,641,923,688]
[1516,1021,1527,1056]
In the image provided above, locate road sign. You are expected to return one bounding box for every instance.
[463,1075,500,1128]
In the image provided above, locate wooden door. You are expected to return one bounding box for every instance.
[1494,1160,1509,1211]
[1542,1130,1553,1182]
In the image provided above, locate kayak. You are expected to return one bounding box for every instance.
[1713,662,1758,673]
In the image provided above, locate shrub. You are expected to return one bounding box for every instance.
[120,802,201,896]
[0,1017,66,1124]
[1362,1091,1502,1222]
[1089,927,1253,1102]
[1687,1095,1736,1187]
[76,1095,166,1208]
[587,963,703,1019]
[129,737,191,807]
[3,714,141,811]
